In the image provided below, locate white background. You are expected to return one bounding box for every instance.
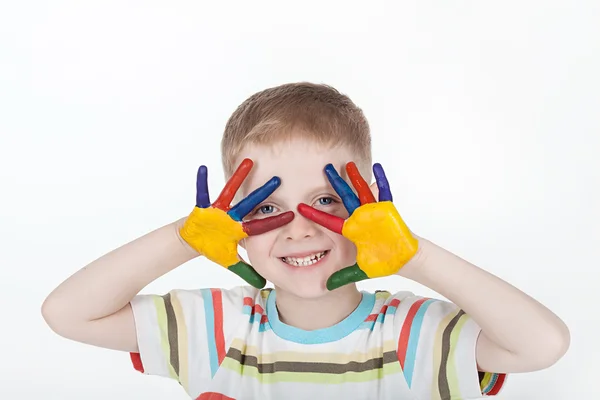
[1,1,599,399]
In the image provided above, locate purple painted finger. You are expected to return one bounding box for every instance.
[196,165,211,208]
[373,163,392,202]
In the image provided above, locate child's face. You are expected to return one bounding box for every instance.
[236,137,361,299]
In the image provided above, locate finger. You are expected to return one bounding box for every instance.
[195,165,211,208]
[324,163,360,215]
[228,261,266,289]
[373,163,393,202]
[297,203,344,234]
[213,158,253,210]
[242,211,295,235]
[326,263,369,290]
[346,162,376,205]
[228,176,281,222]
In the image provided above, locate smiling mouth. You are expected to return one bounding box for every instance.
[279,250,330,267]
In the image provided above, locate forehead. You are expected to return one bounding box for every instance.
[235,138,356,197]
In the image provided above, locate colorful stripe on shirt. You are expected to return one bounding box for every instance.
[396,298,502,399]
[430,307,487,400]
[480,371,507,395]
[220,338,402,383]
[397,297,436,387]
[242,296,271,332]
[359,297,402,330]
[201,289,227,378]
[130,292,190,389]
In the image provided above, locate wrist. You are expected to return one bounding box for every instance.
[397,235,432,281]
[174,216,202,258]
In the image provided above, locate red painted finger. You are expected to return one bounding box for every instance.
[297,203,344,234]
[346,162,376,205]
[242,211,295,236]
[213,158,253,210]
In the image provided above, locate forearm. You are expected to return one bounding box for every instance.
[43,217,199,322]
[400,237,570,368]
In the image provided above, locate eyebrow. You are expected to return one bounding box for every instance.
[306,184,338,197]
[262,184,342,205]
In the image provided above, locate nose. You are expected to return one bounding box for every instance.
[283,211,319,241]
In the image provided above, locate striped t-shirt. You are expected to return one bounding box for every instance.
[129,286,506,400]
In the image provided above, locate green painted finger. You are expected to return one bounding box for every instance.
[326,263,369,291]
[228,261,267,289]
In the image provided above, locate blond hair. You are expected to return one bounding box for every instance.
[220,82,372,180]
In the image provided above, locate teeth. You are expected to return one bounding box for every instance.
[282,251,327,267]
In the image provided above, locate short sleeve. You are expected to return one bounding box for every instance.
[391,294,507,399]
[128,286,258,395]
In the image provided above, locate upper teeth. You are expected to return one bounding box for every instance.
[282,251,327,267]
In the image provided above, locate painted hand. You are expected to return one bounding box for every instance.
[180,159,294,288]
[297,162,419,290]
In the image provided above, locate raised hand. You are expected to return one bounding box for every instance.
[297,162,418,290]
[180,158,294,288]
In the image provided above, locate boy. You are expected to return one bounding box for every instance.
[42,82,570,400]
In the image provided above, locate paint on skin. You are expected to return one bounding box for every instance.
[342,201,418,278]
[298,161,418,290]
[180,206,248,267]
[179,159,294,288]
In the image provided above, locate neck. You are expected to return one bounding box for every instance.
[273,284,363,330]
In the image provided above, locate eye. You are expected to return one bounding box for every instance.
[257,204,276,214]
[315,196,336,206]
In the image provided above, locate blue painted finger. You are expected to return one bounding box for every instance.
[228,176,281,221]
[196,165,211,208]
[324,164,360,215]
[373,163,392,202]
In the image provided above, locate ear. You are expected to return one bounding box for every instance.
[370,182,379,200]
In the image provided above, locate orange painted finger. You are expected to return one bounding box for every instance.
[346,162,376,205]
[297,203,344,234]
[213,158,253,210]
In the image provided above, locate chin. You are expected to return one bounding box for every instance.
[265,268,331,299]
[274,280,330,300]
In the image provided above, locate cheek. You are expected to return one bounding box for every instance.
[243,232,277,262]
[330,232,357,261]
